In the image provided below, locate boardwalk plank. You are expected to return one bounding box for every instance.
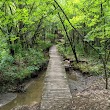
[40,46,72,110]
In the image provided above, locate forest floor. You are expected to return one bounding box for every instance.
[67,70,110,110]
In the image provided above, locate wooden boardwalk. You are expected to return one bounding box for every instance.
[40,46,72,110]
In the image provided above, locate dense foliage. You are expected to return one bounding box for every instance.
[0,0,110,91]
[0,0,53,92]
[54,0,110,89]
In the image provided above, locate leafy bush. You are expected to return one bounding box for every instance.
[0,38,51,92]
[72,61,103,75]
[0,55,14,71]
[57,43,73,59]
[37,40,52,51]
[27,66,39,72]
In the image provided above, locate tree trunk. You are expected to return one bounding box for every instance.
[58,11,79,63]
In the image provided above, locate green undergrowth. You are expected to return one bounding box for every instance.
[0,42,52,93]
[57,42,74,59]
[57,43,110,76]
[71,60,110,76]
[71,61,103,75]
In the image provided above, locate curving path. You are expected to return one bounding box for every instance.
[40,45,72,110]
